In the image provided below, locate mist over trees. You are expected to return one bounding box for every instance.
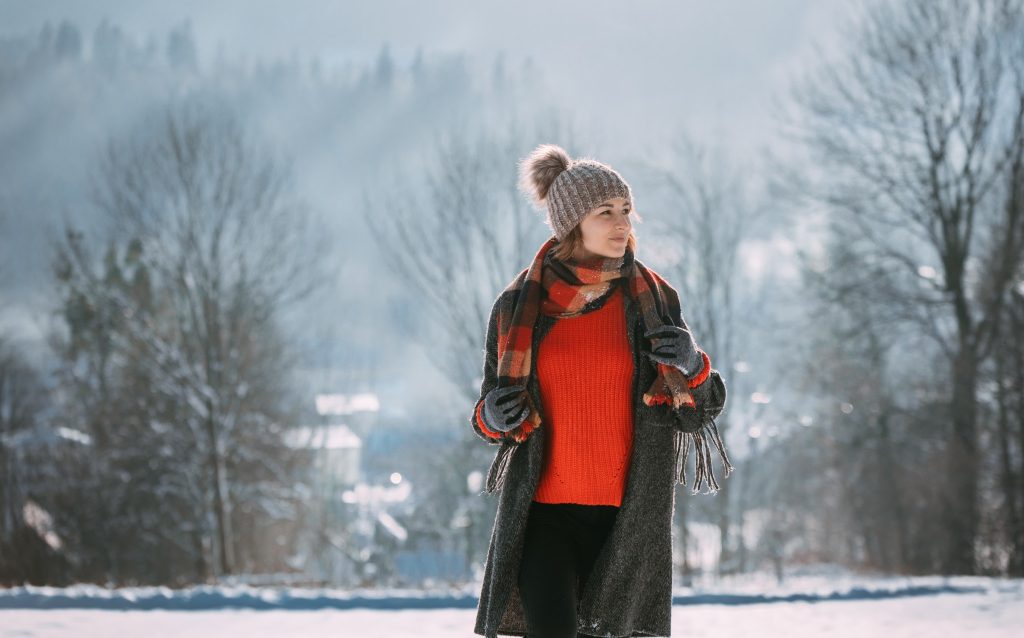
[0,0,1022,588]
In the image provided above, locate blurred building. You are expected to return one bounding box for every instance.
[314,391,380,439]
[283,422,362,488]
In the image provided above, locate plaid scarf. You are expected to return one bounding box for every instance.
[494,236,696,445]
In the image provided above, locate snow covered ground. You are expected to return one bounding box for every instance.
[1,574,1021,637]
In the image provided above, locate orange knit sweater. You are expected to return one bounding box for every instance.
[533,284,635,506]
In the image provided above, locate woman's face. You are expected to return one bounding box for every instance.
[572,197,632,261]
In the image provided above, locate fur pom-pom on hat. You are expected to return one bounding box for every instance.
[516,143,634,240]
[517,143,572,208]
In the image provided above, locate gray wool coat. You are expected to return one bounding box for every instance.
[469,277,728,638]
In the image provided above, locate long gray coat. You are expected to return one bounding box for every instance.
[470,278,728,638]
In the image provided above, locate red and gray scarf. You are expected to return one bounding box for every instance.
[494,236,696,445]
[484,236,733,494]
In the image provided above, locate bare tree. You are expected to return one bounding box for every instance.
[364,114,578,401]
[636,133,769,582]
[794,243,932,571]
[50,97,331,581]
[362,112,579,571]
[786,0,1024,573]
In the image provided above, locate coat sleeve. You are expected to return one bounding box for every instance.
[469,293,509,445]
[662,283,727,425]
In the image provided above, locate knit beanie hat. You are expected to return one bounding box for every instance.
[517,144,634,241]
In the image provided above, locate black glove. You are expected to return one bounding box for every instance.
[643,324,704,377]
[482,384,530,433]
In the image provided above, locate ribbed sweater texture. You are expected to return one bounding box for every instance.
[534,284,634,506]
[475,285,635,506]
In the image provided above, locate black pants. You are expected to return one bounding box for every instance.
[517,500,619,638]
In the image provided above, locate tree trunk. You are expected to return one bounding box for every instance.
[0,443,13,546]
[206,411,233,577]
[876,411,910,571]
[1011,297,1024,576]
[995,346,1022,575]
[943,345,980,574]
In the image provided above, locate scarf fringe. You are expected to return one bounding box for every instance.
[486,417,734,496]
[673,417,734,494]
[485,441,518,494]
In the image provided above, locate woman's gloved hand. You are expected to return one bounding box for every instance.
[482,384,530,433]
[643,324,705,377]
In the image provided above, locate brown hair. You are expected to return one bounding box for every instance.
[550,215,641,262]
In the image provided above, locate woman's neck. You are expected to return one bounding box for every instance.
[571,245,602,262]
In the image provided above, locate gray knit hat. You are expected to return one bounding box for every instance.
[517,144,633,241]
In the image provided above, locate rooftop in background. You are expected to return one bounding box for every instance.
[283,423,362,450]
[315,392,380,416]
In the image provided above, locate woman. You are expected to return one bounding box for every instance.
[470,144,732,638]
